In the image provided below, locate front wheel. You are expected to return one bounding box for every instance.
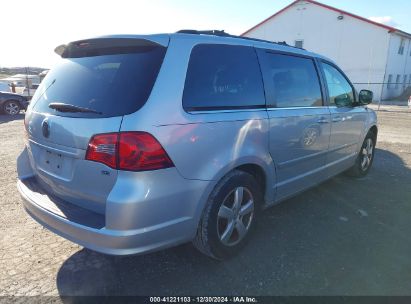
[3,100,21,115]
[193,170,262,260]
[347,132,375,177]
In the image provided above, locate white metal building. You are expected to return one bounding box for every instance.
[242,0,411,101]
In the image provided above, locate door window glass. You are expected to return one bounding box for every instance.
[322,63,354,107]
[258,52,323,107]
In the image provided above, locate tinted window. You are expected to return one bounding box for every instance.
[32,43,166,118]
[321,63,354,106]
[258,52,323,108]
[183,44,265,111]
[395,74,401,89]
[387,74,393,89]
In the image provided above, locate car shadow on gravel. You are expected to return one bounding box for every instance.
[0,113,24,124]
[56,147,411,297]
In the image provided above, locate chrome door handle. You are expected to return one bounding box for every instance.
[317,117,329,124]
[332,116,342,122]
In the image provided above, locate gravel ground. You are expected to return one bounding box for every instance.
[0,107,411,297]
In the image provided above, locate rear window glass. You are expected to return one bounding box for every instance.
[183,44,265,111]
[32,43,166,118]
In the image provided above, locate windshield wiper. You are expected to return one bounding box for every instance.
[49,102,102,114]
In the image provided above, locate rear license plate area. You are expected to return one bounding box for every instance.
[42,149,64,173]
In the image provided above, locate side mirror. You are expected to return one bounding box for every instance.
[334,93,352,107]
[358,89,373,105]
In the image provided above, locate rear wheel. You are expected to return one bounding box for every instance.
[3,100,21,115]
[193,170,262,260]
[347,132,375,177]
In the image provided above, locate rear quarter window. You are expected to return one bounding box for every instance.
[183,44,266,111]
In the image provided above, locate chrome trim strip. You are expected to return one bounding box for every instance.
[187,109,267,115]
[276,152,357,188]
[28,139,81,157]
[267,106,324,110]
[277,142,358,169]
[328,142,358,153]
[278,149,327,168]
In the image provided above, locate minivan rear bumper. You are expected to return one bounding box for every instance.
[17,168,210,255]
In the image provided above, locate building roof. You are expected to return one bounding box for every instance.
[241,0,411,38]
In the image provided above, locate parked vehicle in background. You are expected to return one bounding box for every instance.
[17,31,377,260]
[0,81,26,94]
[0,74,41,95]
[22,84,40,99]
[0,91,28,115]
[0,82,11,92]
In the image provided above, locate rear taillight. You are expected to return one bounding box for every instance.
[118,132,174,171]
[85,132,174,171]
[85,133,118,168]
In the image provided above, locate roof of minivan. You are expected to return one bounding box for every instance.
[176,33,332,61]
[65,33,334,63]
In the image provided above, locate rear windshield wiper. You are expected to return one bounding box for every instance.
[49,102,102,114]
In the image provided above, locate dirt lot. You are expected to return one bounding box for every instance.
[1,106,411,297]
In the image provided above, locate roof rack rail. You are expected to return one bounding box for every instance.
[177,29,231,37]
[176,29,304,50]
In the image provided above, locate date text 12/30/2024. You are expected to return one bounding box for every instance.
[150,297,258,303]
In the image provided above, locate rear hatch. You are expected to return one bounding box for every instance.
[24,36,168,214]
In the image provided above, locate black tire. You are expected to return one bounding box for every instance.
[346,132,376,177]
[193,170,263,260]
[3,100,21,115]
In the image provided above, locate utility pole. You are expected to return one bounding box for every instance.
[25,67,30,98]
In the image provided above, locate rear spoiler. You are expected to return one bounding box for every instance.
[54,36,169,58]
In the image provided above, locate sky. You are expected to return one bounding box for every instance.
[1,0,410,69]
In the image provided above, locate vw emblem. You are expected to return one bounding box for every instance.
[42,119,50,138]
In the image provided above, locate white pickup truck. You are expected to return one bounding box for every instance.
[21,84,39,99]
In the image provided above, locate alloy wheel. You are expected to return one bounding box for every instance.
[4,102,20,115]
[217,186,254,246]
[360,138,374,171]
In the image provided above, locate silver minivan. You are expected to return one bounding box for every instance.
[17,31,377,259]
